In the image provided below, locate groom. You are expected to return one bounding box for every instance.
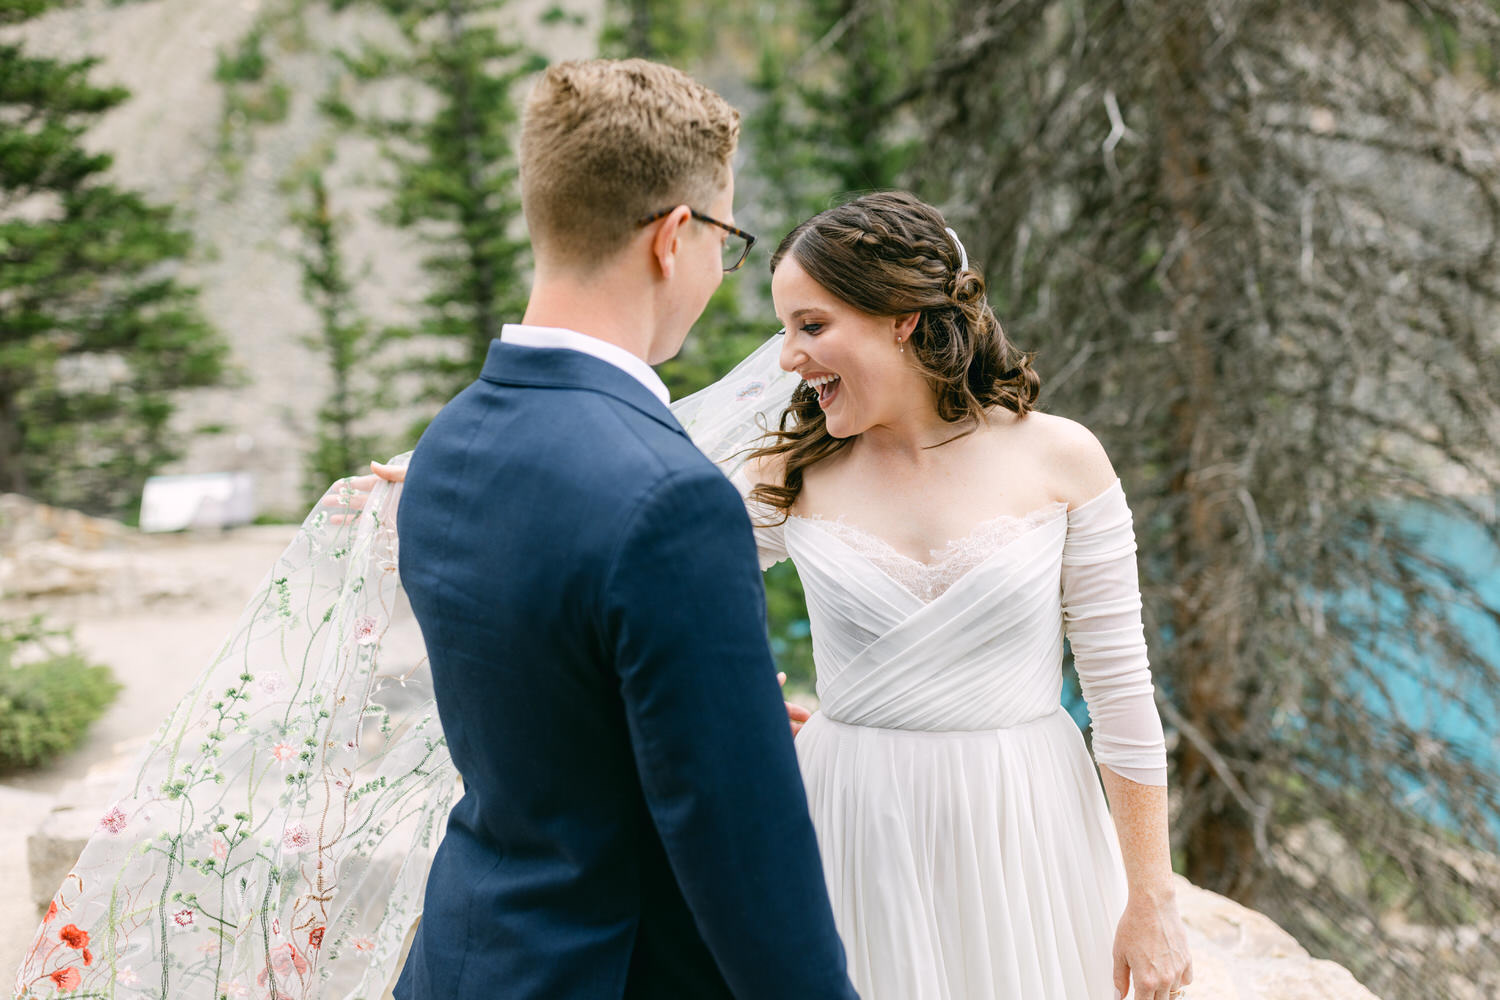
[392,60,858,999]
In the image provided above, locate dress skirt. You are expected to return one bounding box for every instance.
[796,705,1130,1000]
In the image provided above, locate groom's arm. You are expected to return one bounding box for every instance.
[602,465,858,1000]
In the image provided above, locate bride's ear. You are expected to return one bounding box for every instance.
[894,312,920,338]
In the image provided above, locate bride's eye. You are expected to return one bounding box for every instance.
[800,322,824,335]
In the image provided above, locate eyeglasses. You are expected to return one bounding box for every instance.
[637,207,757,273]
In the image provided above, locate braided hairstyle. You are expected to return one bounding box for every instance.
[748,190,1041,518]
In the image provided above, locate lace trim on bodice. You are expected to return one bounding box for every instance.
[792,502,1069,602]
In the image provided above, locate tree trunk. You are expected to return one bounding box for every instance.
[1156,3,1259,903]
[0,380,27,496]
[627,0,653,58]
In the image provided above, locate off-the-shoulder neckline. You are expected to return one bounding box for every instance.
[1067,476,1124,515]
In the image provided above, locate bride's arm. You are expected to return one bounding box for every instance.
[1050,417,1193,1000]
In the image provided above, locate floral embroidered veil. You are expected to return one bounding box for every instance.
[11,333,799,1000]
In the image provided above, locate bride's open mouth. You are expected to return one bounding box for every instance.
[807,373,842,408]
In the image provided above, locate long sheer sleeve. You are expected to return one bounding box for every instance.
[1060,479,1169,786]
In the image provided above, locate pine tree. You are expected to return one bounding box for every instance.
[745,0,947,232]
[0,5,225,516]
[293,170,379,502]
[600,0,713,61]
[327,0,540,411]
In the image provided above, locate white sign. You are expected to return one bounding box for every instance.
[139,471,256,533]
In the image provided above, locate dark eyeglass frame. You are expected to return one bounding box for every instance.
[637,207,757,273]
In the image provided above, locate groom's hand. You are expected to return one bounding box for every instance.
[319,462,407,524]
[778,672,813,738]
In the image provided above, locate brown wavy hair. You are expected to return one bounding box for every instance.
[748,191,1041,517]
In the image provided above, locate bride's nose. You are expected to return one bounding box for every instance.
[778,328,803,373]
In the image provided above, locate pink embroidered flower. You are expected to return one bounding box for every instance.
[270,743,296,765]
[256,943,309,986]
[258,673,286,696]
[308,926,325,949]
[281,823,312,853]
[99,806,127,834]
[49,968,81,990]
[351,935,375,952]
[172,908,195,930]
[218,980,250,998]
[43,900,57,923]
[197,939,219,954]
[212,836,229,861]
[271,918,281,936]
[353,615,380,645]
[117,966,140,986]
[59,924,89,949]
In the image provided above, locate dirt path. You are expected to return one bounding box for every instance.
[1,524,297,977]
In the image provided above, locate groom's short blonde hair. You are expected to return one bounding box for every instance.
[520,59,740,270]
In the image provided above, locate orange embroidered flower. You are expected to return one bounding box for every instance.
[256,943,309,986]
[49,968,81,990]
[59,924,89,949]
[43,900,57,923]
[83,947,93,966]
[308,926,324,949]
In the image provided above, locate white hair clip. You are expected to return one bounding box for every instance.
[944,226,969,271]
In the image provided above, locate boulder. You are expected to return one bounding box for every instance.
[1175,875,1382,998]
[24,748,139,916]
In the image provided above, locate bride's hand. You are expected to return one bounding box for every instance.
[778,672,812,738]
[320,461,407,523]
[1112,889,1192,1000]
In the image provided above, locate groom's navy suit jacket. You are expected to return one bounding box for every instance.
[394,341,857,999]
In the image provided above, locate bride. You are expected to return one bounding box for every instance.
[13,192,1191,1000]
[717,192,1192,999]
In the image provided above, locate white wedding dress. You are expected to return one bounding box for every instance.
[678,333,1169,1000]
[730,479,1167,1000]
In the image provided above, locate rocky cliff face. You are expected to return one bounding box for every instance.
[5,0,601,516]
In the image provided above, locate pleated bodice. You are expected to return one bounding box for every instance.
[787,507,1071,733]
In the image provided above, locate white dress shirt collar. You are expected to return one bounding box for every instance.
[500,324,670,406]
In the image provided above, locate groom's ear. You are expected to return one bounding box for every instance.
[649,205,694,280]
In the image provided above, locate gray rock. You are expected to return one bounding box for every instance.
[1175,875,1383,998]
[24,752,138,916]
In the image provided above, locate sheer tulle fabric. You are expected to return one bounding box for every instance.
[13,456,458,1000]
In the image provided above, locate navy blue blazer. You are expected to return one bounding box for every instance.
[393,341,857,999]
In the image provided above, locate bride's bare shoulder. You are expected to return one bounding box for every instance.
[1011,412,1119,508]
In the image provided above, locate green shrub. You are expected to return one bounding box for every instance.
[0,618,121,770]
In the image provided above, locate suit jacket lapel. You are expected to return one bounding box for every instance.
[479,340,687,439]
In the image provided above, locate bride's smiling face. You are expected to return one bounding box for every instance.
[772,258,924,439]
